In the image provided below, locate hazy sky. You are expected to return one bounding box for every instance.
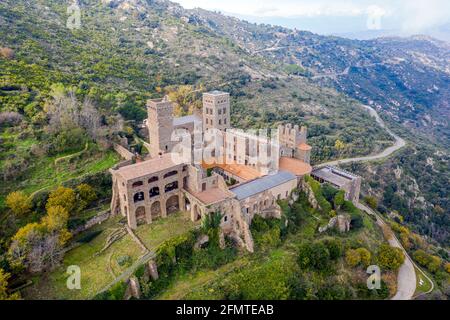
[173,0,450,35]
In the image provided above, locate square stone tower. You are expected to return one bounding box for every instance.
[147,96,175,158]
[278,124,311,164]
[202,91,231,132]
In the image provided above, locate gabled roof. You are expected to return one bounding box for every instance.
[114,153,184,181]
[230,171,296,201]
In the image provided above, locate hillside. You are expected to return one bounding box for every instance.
[0,0,448,298]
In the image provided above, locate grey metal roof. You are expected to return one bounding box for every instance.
[311,166,357,187]
[230,171,296,201]
[173,115,201,126]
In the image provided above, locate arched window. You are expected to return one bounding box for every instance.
[148,176,158,183]
[134,192,144,203]
[165,181,178,193]
[149,187,160,198]
[164,170,178,179]
[132,181,143,188]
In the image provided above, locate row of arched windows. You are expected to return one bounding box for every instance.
[133,182,179,203]
[131,171,179,188]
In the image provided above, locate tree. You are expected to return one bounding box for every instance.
[8,204,72,273]
[46,187,76,214]
[166,85,202,116]
[76,184,97,210]
[427,256,442,273]
[6,191,32,216]
[42,206,69,232]
[377,244,404,271]
[334,139,346,156]
[364,196,378,210]
[413,250,430,265]
[0,269,20,300]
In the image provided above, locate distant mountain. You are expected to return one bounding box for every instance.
[334,24,450,43]
[186,7,450,146]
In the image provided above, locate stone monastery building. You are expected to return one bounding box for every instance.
[111,91,313,252]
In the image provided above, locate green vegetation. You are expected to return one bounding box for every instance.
[414,267,433,296]
[154,184,391,300]
[377,244,405,271]
[23,212,195,300]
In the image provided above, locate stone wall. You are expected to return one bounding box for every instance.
[113,143,135,161]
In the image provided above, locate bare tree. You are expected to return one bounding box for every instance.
[0,112,23,126]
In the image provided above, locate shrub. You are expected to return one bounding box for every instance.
[345,249,361,267]
[77,230,102,244]
[306,176,332,215]
[322,184,339,203]
[116,255,132,267]
[364,196,378,210]
[414,250,443,273]
[317,283,350,300]
[0,111,22,127]
[93,281,127,300]
[427,256,442,273]
[333,190,345,209]
[323,239,343,260]
[225,254,293,300]
[356,248,371,267]
[377,244,404,271]
[350,211,364,230]
[251,216,282,250]
[445,262,450,274]
[297,241,331,272]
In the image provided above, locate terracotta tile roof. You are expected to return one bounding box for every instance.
[202,160,262,181]
[188,188,232,205]
[279,157,312,176]
[114,153,184,181]
[298,143,312,151]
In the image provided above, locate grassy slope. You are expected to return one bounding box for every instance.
[23,212,196,300]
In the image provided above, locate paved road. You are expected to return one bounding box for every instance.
[357,203,418,300]
[317,105,406,167]
[315,104,423,300]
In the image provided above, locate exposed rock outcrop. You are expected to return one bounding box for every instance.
[301,179,320,210]
[319,214,351,233]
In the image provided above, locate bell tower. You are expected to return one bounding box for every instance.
[202,91,230,132]
[147,96,175,158]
